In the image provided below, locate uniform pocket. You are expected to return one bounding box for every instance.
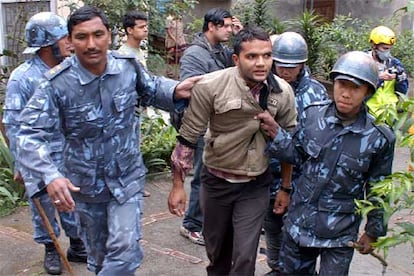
[63,103,101,138]
[314,199,359,239]
[65,158,97,195]
[113,87,138,112]
[337,153,370,182]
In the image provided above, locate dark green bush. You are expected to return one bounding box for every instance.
[141,110,177,173]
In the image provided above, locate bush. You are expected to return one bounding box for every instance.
[355,95,414,260]
[141,110,177,173]
[391,29,414,77]
[311,15,373,79]
[0,131,25,216]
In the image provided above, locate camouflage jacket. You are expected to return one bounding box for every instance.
[267,101,395,247]
[269,67,329,196]
[16,51,179,203]
[3,55,65,173]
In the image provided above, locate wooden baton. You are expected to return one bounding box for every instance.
[33,198,74,276]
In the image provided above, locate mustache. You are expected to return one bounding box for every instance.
[84,49,100,55]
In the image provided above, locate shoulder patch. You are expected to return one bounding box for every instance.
[111,49,136,59]
[44,58,71,80]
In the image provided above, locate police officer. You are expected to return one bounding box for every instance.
[367,26,409,117]
[263,31,329,275]
[2,12,86,275]
[257,51,395,275]
[15,6,198,275]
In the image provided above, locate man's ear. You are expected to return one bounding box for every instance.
[108,29,112,45]
[208,22,215,32]
[232,53,239,66]
[126,26,133,35]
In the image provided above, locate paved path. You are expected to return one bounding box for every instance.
[0,148,413,275]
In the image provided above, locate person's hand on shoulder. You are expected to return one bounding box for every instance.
[174,75,203,100]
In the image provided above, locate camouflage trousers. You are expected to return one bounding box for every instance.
[29,192,80,244]
[76,193,143,275]
[279,231,354,276]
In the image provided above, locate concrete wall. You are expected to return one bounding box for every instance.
[194,0,232,18]
[336,0,411,31]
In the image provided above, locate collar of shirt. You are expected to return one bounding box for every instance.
[325,102,370,133]
[73,54,122,85]
[250,82,263,102]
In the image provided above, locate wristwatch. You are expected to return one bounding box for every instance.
[279,186,292,194]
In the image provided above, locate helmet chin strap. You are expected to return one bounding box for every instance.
[51,43,64,63]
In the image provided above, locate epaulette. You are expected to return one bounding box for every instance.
[111,49,136,59]
[373,122,396,144]
[44,58,71,80]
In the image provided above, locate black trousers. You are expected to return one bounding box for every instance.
[200,167,271,276]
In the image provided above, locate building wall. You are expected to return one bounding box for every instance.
[336,0,411,31]
[255,0,411,31]
[0,0,71,66]
[194,0,232,18]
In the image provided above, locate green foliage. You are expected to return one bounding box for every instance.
[232,0,279,33]
[391,30,414,77]
[355,97,414,259]
[0,132,25,216]
[164,0,199,17]
[63,0,147,28]
[141,110,177,173]
[268,17,286,35]
[312,15,372,79]
[285,10,325,72]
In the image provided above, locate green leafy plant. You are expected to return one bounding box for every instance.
[391,29,414,77]
[232,0,279,33]
[285,10,325,72]
[355,96,414,260]
[141,110,177,173]
[0,131,25,216]
[312,14,372,79]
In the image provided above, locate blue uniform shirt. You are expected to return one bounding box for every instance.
[267,101,395,247]
[3,55,65,174]
[269,67,329,196]
[16,51,179,203]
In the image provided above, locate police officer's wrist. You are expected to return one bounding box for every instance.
[279,186,292,194]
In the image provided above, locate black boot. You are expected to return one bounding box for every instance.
[44,243,62,275]
[67,238,87,263]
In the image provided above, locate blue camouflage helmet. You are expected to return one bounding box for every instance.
[23,12,68,54]
[330,51,379,91]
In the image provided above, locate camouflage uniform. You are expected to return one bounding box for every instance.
[16,51,180,274]
[267,101,395,275]
[265,66,328,272]
[2,55,80,244]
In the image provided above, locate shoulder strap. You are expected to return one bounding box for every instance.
[44,58,71,80]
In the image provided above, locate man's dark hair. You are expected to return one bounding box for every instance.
[233,27,270,56]
[202,8,232,33]
[122,10,148,33]
[68,6,110,36]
